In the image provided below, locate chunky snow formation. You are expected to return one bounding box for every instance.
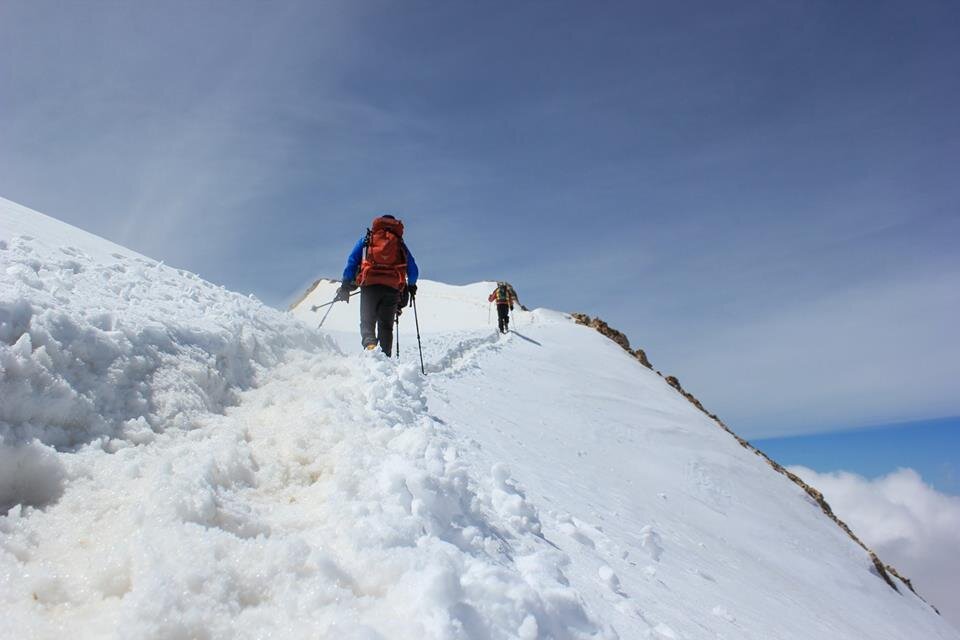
[0,197,331,512]
[2,197,957,639]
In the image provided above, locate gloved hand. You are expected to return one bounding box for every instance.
[335,285,352,302]
[407,284,418,299]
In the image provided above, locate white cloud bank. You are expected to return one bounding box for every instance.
[789,466,960,630]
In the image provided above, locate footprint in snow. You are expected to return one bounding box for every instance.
[639,525,663,562]
[555,512,610,552]
[490,463,541,535]
[558,521,595,548]
[712,605,736,622]
[598,564,627,597]
[651,623,679,639]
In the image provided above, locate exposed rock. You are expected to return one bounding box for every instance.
[570,312,932,605]
[634,348,652,369]
[571,313,652,369]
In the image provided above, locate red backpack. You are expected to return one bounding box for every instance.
[358,216,407,289]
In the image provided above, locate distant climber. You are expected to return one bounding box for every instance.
[488,282,518,334]
[336,215,418,356]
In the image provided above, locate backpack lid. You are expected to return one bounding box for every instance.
[372,216,404,237]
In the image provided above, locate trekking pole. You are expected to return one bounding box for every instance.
[317,298,337,327]
[310,290,358,312]
[395,308,401,359]
[314,289,361,328]
[412,295,425,375]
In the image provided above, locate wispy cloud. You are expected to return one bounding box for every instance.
[0,1,366,269]
[651,266,960,435]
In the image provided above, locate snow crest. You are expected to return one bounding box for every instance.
[0,232,330,509]
[3,200,957,640]
[0,219,607,639]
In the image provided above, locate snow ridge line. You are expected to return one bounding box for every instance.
[572,311,933,607]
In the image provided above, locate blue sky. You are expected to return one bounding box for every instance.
[2,1,958,445]
[755,416,960,495]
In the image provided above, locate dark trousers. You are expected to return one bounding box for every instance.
[360,285,399,356]
[496,304,510,333]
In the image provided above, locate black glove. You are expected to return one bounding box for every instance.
[399,288,410,309]
[407,284,418,298]
[335,285,352,302]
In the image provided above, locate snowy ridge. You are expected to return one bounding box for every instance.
[2,198,957,639]
[0,196,145,263]
[0,202,608,637]
[291,278,519,335]
[0,202,331,516]
[571,313,924,600]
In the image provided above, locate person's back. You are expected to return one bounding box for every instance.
[488,282,514,333]
[337,214,418,356]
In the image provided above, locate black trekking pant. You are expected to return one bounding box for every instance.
[360,284,400,356]
[496,304,510,333]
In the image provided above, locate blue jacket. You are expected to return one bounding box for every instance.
[341,235,419,286]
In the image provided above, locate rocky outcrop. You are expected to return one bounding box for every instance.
[570,313,932,604]
[571,314,652,369]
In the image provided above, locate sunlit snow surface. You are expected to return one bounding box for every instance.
[1,196,956,639]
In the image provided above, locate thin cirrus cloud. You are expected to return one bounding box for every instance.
[0,1,364,271]
[790,466,960,630]
[650,266,960,436]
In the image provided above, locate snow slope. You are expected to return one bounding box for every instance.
[2,198,956,639]
[0,197,145,263]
